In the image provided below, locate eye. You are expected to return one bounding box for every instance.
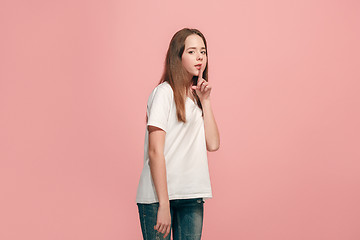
[188,50,206,54]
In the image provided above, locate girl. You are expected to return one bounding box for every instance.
[136,28,220,240]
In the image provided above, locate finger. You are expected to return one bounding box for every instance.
[160,224,168,234]
[204,85,211,92]
[201,81,207,92]
[197,78,205,89]
[198,65,203,80]
[199,82,204,91]
[154,222,160,231]
[164,226,170,238]
[158,224,165,233]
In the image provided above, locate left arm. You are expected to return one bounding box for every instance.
[191,67,220,152]
[201,99,220,152]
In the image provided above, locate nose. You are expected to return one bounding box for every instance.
[197,54,203,61]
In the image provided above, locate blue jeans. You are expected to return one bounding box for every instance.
[137,198,204,240]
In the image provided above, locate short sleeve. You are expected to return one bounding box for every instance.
[146,84,173,132]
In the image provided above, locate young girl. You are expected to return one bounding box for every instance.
[136,28,220,240]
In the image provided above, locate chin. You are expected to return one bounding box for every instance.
[188,72,196,77]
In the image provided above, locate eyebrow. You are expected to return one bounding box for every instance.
[186,47,206,50]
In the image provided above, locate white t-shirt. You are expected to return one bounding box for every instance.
[136,81,213,204]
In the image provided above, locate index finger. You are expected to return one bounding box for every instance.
[198,65,204,81]
[197,69,204,89]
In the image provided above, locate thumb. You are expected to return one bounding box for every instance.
[154,222,159,230]
[191,85,197,90]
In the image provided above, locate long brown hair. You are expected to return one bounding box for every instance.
[146,28,209,124]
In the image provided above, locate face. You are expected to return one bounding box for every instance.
[181,34,207,79]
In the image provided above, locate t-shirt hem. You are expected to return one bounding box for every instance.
[136,193,213,204]
[147,122,167,132]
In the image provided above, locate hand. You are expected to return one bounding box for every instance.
[154,204,171,238]
[191,65,212,103]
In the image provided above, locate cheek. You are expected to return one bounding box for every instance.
[182,56,192,68]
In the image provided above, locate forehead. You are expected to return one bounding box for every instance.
[184,34,205,48]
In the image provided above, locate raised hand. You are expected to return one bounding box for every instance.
[191,65,211,103]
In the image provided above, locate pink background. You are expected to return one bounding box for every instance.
[1,0,359,239]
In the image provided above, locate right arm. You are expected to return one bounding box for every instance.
[148,125,171,237]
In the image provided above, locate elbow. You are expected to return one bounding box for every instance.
[207,143,220,152]
[148,148,164,161]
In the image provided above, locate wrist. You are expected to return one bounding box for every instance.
[201,98,211,105]
[159,200,170,207]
